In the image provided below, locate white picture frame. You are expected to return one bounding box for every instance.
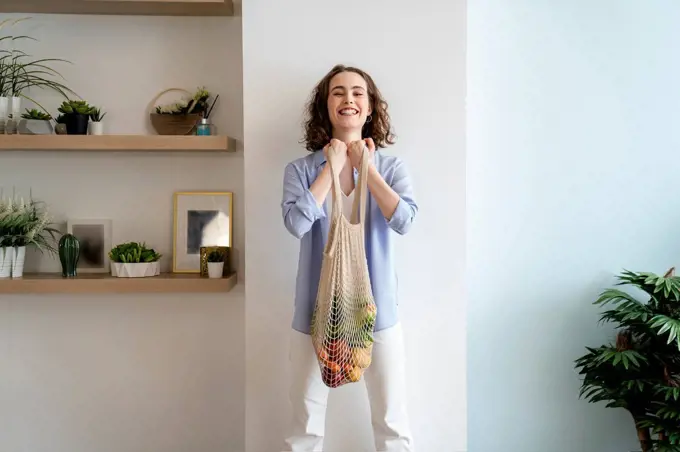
[173,191,233,273]
[66,219,112,274]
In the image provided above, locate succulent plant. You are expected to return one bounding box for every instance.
[58,99,94,116]
[89,106,106,122]
[108,242,162,264]
[207,249,224,263]
[20,108,52,120]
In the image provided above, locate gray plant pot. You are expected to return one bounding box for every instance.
[18,119,54,135]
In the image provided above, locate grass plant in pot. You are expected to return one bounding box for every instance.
[575,268,680,452]
[0,17,77,132]
[206,249,225,279]
[0,192,60,279]
[57,100,93,135]
[88,107,106,135]
[18,108,53,135]
[108,241,162,278]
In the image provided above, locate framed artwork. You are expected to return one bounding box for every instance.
[66,219,112,273]
[173,191,233,273]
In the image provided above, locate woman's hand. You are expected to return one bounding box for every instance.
[348,138,375,169]
[325,138,348,169]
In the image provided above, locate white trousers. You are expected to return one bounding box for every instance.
[283,323,414,452]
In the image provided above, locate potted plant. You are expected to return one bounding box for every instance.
[0,17,77,129]
[57,100,93,135]
[108,241,162,278]
[575,268,680,452]
[206,249,225,279]
[0,192,60,279]
[150,86,213,135]
[54,114,67,134]
[88,107,106,135]
[17,108,53,135]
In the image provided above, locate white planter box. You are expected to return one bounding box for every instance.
[0,247,11,279]
[18,119,54,135]
[10,246,26,279]
[112,261,160,278]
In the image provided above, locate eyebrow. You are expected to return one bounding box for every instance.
[331,85,366,91]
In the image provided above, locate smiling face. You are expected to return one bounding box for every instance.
[327,71,373,135]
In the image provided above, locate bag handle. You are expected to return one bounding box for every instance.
[350,144,370,231]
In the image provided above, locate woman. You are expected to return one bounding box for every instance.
[281,64,418,452]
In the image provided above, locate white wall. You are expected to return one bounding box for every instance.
[0,14,246,452]
[242,1,467,451]
[467,2,680,451]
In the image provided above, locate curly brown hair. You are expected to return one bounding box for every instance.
[302,64,396,152]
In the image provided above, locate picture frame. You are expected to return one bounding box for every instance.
[173,191,233,273]
[66,219,112,274]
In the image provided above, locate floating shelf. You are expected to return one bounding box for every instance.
[0,135,231,152]
[0,272,238,294]
[0,0,234,17]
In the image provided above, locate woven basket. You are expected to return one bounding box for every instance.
[148,88,201,135]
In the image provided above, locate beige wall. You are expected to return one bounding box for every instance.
[0,13,245,452]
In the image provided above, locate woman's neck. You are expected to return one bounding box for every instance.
[332,129,362,145]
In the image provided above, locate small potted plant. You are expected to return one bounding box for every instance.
[89,107,106,135]
[108,241,162,278]
[18,108,53,135]
[150,86,213,135]
[206,249,225,279]
[57,99,94,135]
[54,114,67,134]
[0,192,60,279]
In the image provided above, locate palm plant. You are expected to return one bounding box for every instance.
[576,268,680,452]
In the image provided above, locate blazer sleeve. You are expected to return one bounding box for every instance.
[281,161,326,239]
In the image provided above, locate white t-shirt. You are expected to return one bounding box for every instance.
[326,189,356,221]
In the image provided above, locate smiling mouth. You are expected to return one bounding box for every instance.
[339,108,359,116]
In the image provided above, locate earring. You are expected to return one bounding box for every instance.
[366,115,373,123]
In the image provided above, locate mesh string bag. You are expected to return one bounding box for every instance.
[311,146,377,389]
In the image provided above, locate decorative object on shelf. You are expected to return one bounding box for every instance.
[0,190,60,279]
[58,233,80,278]
[150,87,214,135]
[66,219,112,273]
[195,94,219,136]
[108,241,162,278]
[58,100,94,135]
[200,246,230,277]
[206,249,225,279]
[173,191,233,273]
[18,108,53,135]
[4,115,17,135]
[54,115,67,134]
[89,107,106,135]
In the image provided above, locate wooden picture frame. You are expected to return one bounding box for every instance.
[172,191,233,273]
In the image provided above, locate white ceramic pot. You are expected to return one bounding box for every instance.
[89,121,104,135]
[11,96,21,118]
[207,262,224,279]
[0,247,11,278]
[113,261,160,278]
[18,119,54,135]
[0,96,8,119]
[10,246,26,278]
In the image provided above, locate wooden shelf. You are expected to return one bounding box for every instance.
[0,0,234,16]
[0,272,238,294]
[0,135,231,152]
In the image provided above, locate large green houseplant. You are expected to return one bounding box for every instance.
[575,268,680,452]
